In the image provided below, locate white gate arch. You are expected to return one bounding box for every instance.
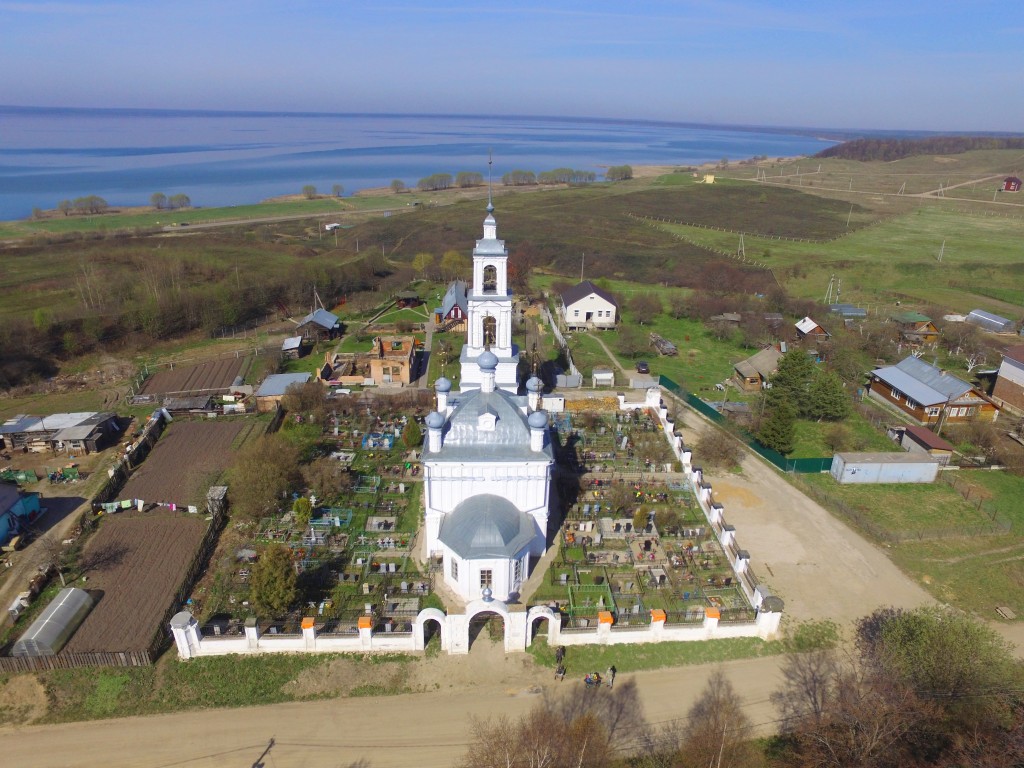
[526,605,560,647]
[413,608,448,652]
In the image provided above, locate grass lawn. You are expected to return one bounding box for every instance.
[527,635,782,674]
[0,388,112,421]
[372,306,431,326]
[889,534,1024,620]
[788,412,895,458]
[799,473,998,535]
[35,650,417,723]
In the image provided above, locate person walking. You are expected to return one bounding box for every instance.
[606,665,616,688]
[555,645,565,665]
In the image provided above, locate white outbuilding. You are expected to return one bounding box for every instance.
[830,452,939,484]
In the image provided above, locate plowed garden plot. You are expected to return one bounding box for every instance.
[121,420,247,506]
[139,357,245,397]
[64,511,209,653]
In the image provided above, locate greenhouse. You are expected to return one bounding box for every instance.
[12,587,94,657]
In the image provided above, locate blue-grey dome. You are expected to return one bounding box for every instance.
[438,494,535,559]
[528,410,548,429]
[478,350,499,371]
[434,377,452,393]
[425,411,446,429]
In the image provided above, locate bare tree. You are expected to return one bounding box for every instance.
[36,532,72,587]
[693,428,743,471]
[678,674,758,768]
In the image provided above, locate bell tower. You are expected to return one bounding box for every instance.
[460,157,519,392]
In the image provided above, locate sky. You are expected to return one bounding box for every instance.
[1,1,1022,132]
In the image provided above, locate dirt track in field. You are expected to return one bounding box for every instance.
[63,511,209,653]
[138,357,245,397]
[120,420,244,506]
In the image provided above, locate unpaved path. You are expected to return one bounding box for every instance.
[0,643,784,768]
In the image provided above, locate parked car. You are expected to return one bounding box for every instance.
[636,361,650,374]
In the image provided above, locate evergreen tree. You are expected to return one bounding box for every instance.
[249,545,298,617]
[293,496,312,528]
[758,399,797,454]
[768,349,816,416]
[808,369,851,421]
[402,418,422,449]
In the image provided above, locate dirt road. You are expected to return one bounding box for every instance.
[0,643,784,768]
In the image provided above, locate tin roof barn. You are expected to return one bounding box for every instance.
[296,308,341,340]
[827,303,867,319]
[281,336,304,359]
[255,373,313,412]
[0,412,122,454]
[966,309,1015,334]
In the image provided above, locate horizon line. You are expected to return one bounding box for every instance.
[4,104,1022,141]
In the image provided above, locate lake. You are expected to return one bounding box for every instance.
[0,107,838,221]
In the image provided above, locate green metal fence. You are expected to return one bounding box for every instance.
[659,375,831,474]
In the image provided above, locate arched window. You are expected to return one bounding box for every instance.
[482,316,497,348]
[482,264,497,294]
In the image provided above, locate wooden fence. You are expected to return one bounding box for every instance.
[0,649,153,673]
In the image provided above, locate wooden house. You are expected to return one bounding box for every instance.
[733,347,784,392]
[434,280,468,329]
[867,356,999,425]
[395,292,423,309]
[296,308,341,341]
[0,412,122,455]
[893,311,940,345]
[795,316,831,343]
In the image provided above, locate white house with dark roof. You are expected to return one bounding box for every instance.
[560,280,618,330]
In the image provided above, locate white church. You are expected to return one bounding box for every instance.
[422,198,555,603]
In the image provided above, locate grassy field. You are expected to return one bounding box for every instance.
[657,206,1024,314]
